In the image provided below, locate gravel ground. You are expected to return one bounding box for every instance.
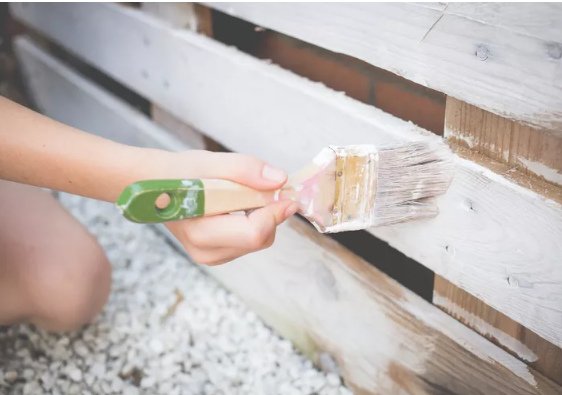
[0,194,350,395]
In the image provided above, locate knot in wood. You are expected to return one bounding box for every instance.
[475,45,490,61]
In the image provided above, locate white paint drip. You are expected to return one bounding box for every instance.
[518,157,562,185]
[433,294,538,363]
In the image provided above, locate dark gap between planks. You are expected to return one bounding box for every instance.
[211,8,446,136]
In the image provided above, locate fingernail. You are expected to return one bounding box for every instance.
[284,202,299,219]
[262,165,286,183]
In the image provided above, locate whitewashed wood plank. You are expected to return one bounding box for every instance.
[206,2,562,131]
[14,40,183,151]
[141,2,197,30]
[443,3,562,42]
[15,37,561,393]
[11,3,562,347]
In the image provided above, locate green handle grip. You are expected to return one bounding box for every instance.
[116,179,205,223]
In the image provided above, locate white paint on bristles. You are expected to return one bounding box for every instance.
[11,3,562,347]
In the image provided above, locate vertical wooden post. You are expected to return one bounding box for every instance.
[435,97,562,384]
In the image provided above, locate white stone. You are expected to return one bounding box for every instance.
[73,341,89,357]
[326,373,341,387]
[66,365,83,382]
[4,370,18,382]
[140,376,156,388]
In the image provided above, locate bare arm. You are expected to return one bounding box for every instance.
[0,96,299,264]
[0,96,165,201]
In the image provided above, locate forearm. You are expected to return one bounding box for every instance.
[0,96,170,202]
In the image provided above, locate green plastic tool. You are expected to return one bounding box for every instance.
[117,179,205,223]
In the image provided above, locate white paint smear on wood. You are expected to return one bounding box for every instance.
[11,3,562,348]
[207,2,562,131]
[518,158,562,186]
[16,38,561,393]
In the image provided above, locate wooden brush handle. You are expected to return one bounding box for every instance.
[117,179,277,223]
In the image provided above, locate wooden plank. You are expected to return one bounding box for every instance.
[439,96,562,385]
[14,40,181,151]
[442,3,562,42]
[445,97,562,188]
[205,3,562,131]
[11,3,562,348]
[150,105,206,150]
[141,3,197,30]
[438,280,562,381]
[413,3,562,43]
[15,37,561,394]
[434,275,562,386]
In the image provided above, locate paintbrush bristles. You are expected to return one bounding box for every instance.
[320,140,453,232]
[287,140,453,233]
[372,140,453,227]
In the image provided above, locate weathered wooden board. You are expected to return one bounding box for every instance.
[436,3,562,42]
[14,40,180,151]
[11,3,562,348]
[445,97,562,188]
[15,37,561,394]
[206,2,562,131]
[141,2,197,30]
[150,105,206,150]
[438,96,562,384]
[434,275,562,385]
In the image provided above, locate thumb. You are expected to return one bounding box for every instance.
[201,152,287,190]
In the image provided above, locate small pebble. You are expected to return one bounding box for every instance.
[327,373,341,386]
[123,386,140,395]
[66,365,83,382]
[5,370,18,382]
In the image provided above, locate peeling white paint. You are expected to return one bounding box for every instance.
[518,157,562,185]
[433,294,538,363]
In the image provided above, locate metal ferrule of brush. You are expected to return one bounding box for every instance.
[323,145,379,233]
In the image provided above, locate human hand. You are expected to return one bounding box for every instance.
[157,150,299,265]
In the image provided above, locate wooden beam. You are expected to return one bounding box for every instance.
[141,3,197,30]
[150,105,206,150]
[205,3,562,131]
[438,96,562,385]
[11,3,562,347]
[427,3,562,42]
[434,275,562,386]
[445,97,562,189]
[15,37,561,394]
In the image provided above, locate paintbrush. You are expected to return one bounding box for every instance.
[116,141,453,233]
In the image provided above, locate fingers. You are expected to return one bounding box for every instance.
[188,152,287,190]
[167,200,299,265]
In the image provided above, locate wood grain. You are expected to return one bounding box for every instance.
[15,39,562,393]
[445,97,562,187]
[434,275,562,386]
[11,3,562,348]
[206,3,562,131]
[439,96,562,385]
